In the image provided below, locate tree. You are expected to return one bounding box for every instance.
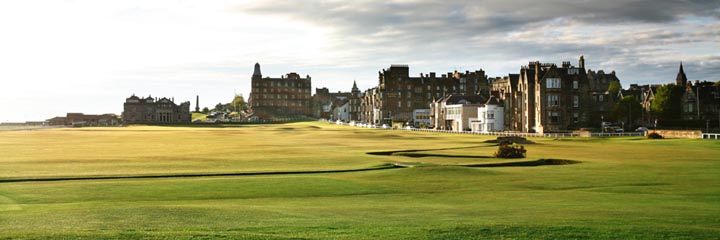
[651,84,684,120]
[214,103,225,112]
[612,96,643,128]
[201,107,210,114]
[713,81,720,87]
[230,95,248,112]
[607,80,622,94]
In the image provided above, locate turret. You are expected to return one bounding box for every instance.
[676,62,687,87]
[253,63,262,77]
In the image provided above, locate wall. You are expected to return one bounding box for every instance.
[648,129,702,139]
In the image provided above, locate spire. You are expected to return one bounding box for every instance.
[676,61,687,87]
[253,62,261,77]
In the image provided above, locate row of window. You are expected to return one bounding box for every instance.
[545,78,579,89]
[253,82,309,88]
[546,95,580,108]
[253,101,310,107]
[255,94,309,100]
[255,88,310,94]
[547,111,581,124]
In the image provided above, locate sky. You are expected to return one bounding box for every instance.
[1,0,719,122]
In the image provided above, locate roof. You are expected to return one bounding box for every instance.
[485,95,502,105]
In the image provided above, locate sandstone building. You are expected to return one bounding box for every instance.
[360,65,491,124]
[248,63,312,118]
[122,95,191,124]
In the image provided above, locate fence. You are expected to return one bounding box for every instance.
[323,120,645,138]
[702,133,720,140]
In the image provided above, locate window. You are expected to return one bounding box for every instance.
[488,112,494,119]
[547,95,559,106]
[573,80,578,89]
[573,96,579,108]
[546,78,561,88]
[599,95,604,102]
[573,112,579,123]
[398,101,402,107]
[407,101,411,107]
[549,112,559,123]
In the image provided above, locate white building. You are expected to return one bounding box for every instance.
[332,101,351,122]
[430,94,487,131]
[472,96,504,132]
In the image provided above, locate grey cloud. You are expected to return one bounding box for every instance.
[235,0,719,85]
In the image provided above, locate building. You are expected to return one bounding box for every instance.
[508,56,619,133]
[360,65,491,124]
[491,74,520,130]
[312,81,361,120]
[430,94,487,131]
[122,95,191,124]
[412,109,432,127]
[47,113,120,126]
[248,63,312,118]
[473,96,504,133]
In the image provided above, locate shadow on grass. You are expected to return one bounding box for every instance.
[0,164,403,184]
[460,159,580,167]
[367,145,495,156]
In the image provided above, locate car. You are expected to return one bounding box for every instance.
[404,126,415,130]
[635,126,648,132]
[381,124,390,129]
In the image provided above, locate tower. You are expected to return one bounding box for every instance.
[579,55,585,69]
[195,95,200,113]
[253,62,262,79]
[351,80,360,95]
[676,62,687,87]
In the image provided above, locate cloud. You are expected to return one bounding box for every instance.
[237,0,720,84]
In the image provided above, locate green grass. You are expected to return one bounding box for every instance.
[191,112,207,121]
[0,122,719,239]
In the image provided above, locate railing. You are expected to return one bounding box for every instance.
[702,133,720,140]
[322,120,645,138]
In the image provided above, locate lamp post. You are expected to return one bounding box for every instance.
[601,115,604,134]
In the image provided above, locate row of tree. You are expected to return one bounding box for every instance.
[199,94,248,114]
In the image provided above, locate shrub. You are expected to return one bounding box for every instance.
[495,143,527,158]
[647,132,664,139]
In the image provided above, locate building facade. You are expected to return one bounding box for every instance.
[122,95,191,124]
[508,56,619,133]
[248,63,312,118]
[473,96,504,133]
[360,65,491,124]
[430,94,487,131]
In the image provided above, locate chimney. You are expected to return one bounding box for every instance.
[579,55,585,69]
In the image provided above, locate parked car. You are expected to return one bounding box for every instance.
[635,126,648,132]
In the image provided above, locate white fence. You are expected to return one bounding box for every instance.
[322,120,645,138]
[702,133,720,140]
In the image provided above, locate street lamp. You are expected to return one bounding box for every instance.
[601,115,604,134]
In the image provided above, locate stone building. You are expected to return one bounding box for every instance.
[122,95,191,124]
[46,113,120,126]
[491,74,519,130]
[359,65,491,124]
[248,63,312,118]
[509,56,621,133]
[312,81,361,120]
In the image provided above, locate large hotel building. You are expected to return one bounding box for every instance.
[248,63,313,117]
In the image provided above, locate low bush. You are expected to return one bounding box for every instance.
[495,143,527,158]
[647,132,664,139]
